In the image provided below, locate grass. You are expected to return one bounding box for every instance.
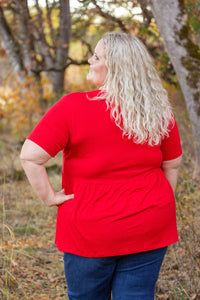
[0,85,200,299]
[0,148,68,300]
[0,178,68,300]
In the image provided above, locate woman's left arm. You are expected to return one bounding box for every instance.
[161,155,182,193]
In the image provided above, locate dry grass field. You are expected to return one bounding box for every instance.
[0,85,200,299]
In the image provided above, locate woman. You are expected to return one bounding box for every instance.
[20,32,182,300]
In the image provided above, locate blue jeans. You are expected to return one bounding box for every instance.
[63,247,167,300]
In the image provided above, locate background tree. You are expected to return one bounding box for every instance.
[0,0,72,93]
[150,0,200,162]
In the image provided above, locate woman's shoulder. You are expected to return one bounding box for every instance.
[62,90,100,100]
[58,90,100,107]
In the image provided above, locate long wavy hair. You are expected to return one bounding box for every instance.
[96,32,173,146]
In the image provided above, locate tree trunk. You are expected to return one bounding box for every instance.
[150,0,200,163]
[51,0,71,93]
[49,70,65,93]
[0,6,24,81]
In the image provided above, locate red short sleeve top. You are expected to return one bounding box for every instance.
[28,90,182,257]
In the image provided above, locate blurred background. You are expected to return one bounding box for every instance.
[0,1,200,299]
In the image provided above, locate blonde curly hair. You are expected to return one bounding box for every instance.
[96,32,173,146]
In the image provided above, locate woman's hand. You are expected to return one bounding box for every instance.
[46,189,74,207]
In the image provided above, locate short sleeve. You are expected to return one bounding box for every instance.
[28,94,73,157]
[160,116,182,161]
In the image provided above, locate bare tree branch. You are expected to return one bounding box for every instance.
[90,0,128,32]
[31,57,88,73]
[138,0,153,27]
[80,37,93,56]
[29,1,54,70]
[45,0,56,50]
[35,0,45,35]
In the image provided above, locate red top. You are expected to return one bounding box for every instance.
[28,90,182,257]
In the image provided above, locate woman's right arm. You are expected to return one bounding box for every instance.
[20,139,74,207]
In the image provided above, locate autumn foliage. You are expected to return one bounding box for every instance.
[0,76,53,140]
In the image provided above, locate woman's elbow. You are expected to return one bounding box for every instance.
[20,139,33,162]
[20,139,52,164]
[161,155,182,170]
[173,155,182,169]
[20,146,29,162]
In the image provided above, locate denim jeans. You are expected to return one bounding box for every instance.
[63,247,167,300]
